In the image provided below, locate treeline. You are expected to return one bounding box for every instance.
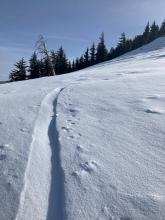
[9,47,70,81]
[9,20,165,81]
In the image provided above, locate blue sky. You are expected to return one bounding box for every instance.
[0,0,165,80]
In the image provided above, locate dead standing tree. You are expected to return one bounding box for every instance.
[35,35,56,76]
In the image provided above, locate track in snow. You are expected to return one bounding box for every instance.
[15,88,66,220]
[46,87,66,220]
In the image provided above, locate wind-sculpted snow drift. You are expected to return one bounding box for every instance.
[0,37,165,220]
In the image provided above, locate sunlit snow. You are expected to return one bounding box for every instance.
[0,38,165,220]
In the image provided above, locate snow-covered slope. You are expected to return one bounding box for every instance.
[0,38,165,220]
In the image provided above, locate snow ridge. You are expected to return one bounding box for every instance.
[15,88,66,220]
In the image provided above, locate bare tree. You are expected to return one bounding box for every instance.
[35,35,55,76]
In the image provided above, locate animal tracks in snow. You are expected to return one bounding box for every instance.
[72,159,99,181]
[70,121,76,125]
[67,119,77,125]
[20,127,29,133]
[69,108,79,117]
[60,105,81,140]
[80,160,98,173]
[61,125,78,140]
[76,145,85,153]
[61,126,70,132]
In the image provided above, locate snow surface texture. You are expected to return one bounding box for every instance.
[0,37,165,220]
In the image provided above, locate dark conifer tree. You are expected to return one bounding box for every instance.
[117,32,127,54]
[96,32,108,63]
[125,39,132,52]
[79,56,84,69]
[51,50,57,72]
[132,35,144,50]
[90,43,96,65]
[75,58,79,70]
[72,60,76,71]
[108,47,115,60]
[159,20,165,36]
[55,47,68,74]
[43,57,52,76]
[38,59,45,77]
[149,21,159,42]
[84,48,90,67]
[9,58,27,81]
[28,52,40,79]
[67,61,72,73]
[119,33,126,47]
[142,22,150,44]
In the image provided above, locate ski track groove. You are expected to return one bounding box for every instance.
[15,87,67,220]
[46,87,66,220]
[15,80,102,220]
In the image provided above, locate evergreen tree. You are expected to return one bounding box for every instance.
[108,47,115,60]
[142,22,150,44]
[132,35,144,50]
[117,32,127,54]
[72,60,76,71]
[90,43,96,65]
[84,48,90,67]
[38,59,45,77]
[79,56,84,69]
[43,57,52,76]
[159,20,165,36]
[96,32,108,63]
[119,33,126,47]
[51,50,57,72]
[55,47,68,75]
[28,52,40,79]
[125,39,132,52]
[67,61,72,73]
[9,58,27,81]
[75,58,79,70]
[149,21,159,42]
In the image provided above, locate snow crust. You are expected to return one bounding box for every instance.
[0,38,165,219]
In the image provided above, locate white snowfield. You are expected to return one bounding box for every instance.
[0,38,165,220]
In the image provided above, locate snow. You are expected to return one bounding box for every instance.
[0,37,165,220]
